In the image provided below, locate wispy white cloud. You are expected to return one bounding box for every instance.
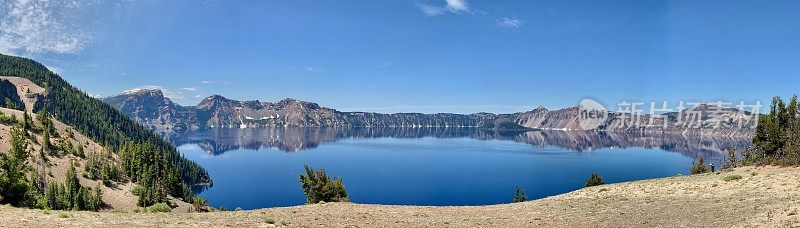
[496,17,524,28]
[417,4,444,17]
[305,66,323,72]
[445,0,469,11]
[416,0,470,17]
[180,87,197,91]
[0,0,92,55]
[199,80,231,84]
[377,61,395,68]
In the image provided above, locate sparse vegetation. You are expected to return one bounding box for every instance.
[723,175,743,182]
[192,196,210,212]
[584,173,604,187]
[690,155,710,175]
[43,163,103,211]
[512,186,527,203]
[299,165,349,204]
[0,110,16,124]
[146,203,172,213]
[57,212,72,218]
[264,217,276,224]
[0,121,102,212]
[722,148,738,170]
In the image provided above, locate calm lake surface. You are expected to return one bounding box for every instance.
[174,128,750,210]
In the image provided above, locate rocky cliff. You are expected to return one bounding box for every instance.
[0,76,47,113]
[102,88,199,133]
[102,90,757,137]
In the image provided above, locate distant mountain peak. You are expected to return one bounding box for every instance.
[196,94,237,110]
[203,94,227,101]
[274,98,321,110]
[121,87,163,96]
[103,87,171,108]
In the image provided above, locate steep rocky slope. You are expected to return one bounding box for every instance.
[104,90,757,137]
[102,88,199,134]
[0,76,47,113]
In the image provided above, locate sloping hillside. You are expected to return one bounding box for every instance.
[0,53,208,210]
[0,76,193,211]
[0,107,190,212]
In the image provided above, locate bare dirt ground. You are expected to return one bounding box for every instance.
[1,166,798,227]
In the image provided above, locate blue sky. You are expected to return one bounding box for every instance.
[2,0,800,114]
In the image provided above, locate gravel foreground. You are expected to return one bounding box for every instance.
[1,166,799,227]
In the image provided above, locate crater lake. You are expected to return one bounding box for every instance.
[173,128,750,210]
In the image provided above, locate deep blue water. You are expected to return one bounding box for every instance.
[175,128,748,210]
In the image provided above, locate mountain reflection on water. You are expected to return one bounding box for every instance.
[170,128,751,163]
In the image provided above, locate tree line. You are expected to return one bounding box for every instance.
[746,96,800,165]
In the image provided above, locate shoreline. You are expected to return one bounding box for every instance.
[2,165,798,227]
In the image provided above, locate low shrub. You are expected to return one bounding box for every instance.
[131,186,145,196]
[299,165,349,204]
[146,203,172,213]
[723,175,742,182]
[57,212,72,218]
[192,196,210,212]
[512,186,527,203]
[584,172,605,187]
[690,155,710,175]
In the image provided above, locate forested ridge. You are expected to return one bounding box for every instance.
[0,53,211,205]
